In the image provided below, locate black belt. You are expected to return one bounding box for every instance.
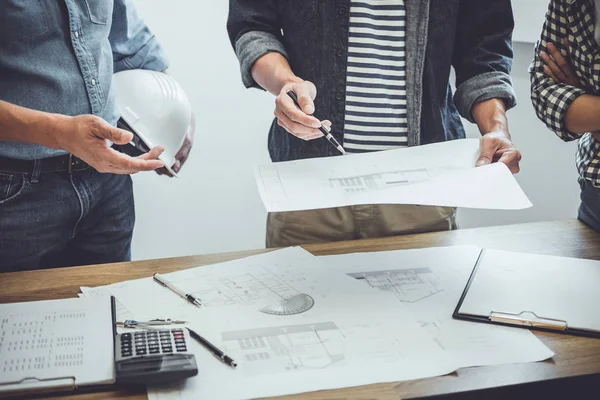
[0,153,90,174]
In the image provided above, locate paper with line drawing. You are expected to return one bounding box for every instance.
[321,246,554,368]
[255,138,532,212]
[81,247,460,399]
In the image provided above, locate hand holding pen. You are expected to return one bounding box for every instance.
[275,82,346,154]
[275,81,326,140]
[286,90,346,155]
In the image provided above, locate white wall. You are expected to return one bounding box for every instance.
[130,1,270,259]
[458,41,581,229]
[129,1,581,261]
[512,0,548,43]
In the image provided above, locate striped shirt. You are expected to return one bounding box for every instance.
[343,0,408,154]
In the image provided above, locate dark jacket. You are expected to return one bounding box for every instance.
[228,0,516,162]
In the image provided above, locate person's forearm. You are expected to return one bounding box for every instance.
[564,94,600,134]
[251,52,302,96]
[0,100,62,148]
[471,98,510,137]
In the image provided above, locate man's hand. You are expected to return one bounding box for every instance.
[540,39,582,88]
[52,114,165,174]
[274,81,331,141]
[476,131,522,174]
[471,99,521,174]
[250,53,331,140]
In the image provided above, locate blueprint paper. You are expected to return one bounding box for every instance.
[255,139,532,212]
[80,247,382,322]
[81,248,460,399]
[148,300,456,400]
[321,246,554,368]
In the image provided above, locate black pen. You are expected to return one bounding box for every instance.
[286,90,347,155]
[153,273,203,307]
[187,327,238,368]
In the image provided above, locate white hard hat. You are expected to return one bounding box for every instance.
[112,70,194,176]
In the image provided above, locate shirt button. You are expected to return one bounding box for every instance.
[91,79,96,86]
[336,93,343,101]
[337,50,344,57]
[338,7,347,15]
[74,31,79,38]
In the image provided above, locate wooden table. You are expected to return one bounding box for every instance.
[2,219,600,400]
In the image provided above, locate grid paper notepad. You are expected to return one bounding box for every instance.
[0,296,115,394]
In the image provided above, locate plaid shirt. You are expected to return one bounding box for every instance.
[530,0,600,184]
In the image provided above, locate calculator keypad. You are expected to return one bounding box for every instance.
[173,329,187,352]
[117,329,190,360]
[120,333,133,357]
[115,328,198,385]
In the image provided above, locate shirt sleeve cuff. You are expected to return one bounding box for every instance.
[454,71,517,123]
[114,35,170,73]
[235,31,289,89]
[540,84,586,142]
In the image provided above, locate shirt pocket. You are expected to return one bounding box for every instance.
[84,0,113,25]
[0,0,49,41]
[279,0,318,27]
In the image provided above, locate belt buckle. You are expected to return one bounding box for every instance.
[68,154,74,174]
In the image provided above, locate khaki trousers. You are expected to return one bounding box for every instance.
[266,204,457,248]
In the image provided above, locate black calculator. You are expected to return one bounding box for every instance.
[115,328,198,384]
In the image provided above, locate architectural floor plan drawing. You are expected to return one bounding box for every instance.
[329,169,430,193]
[78,249,331,320]
[347,267,443,303]
[255,138,533,212]
[187,272,314,315]
[221,322,345,375]
[321,247,554,372]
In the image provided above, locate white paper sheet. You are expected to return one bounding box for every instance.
[0,296,115,392]
[458,249,600,333]
[81,248,459,399]
[320,246,554,368]
[80,286,135,322]
[255,139,532,212]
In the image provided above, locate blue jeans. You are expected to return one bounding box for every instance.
[578,177,600,233]
[0,165,135,272]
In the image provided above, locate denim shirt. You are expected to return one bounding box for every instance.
[228,0,517,162]
[0,0,169,160]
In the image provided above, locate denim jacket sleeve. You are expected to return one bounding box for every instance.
[109,0,169,73]
[452,0,517,123]
[227,0,289,89]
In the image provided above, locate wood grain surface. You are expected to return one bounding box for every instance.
[2,220,599,399]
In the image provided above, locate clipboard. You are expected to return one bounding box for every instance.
[0,296,117,398]
[453,249,600,339]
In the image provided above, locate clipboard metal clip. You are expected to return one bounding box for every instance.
[489,311,568,331]
[0,376,76,398]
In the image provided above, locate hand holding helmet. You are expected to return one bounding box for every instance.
[112,70,195,177]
